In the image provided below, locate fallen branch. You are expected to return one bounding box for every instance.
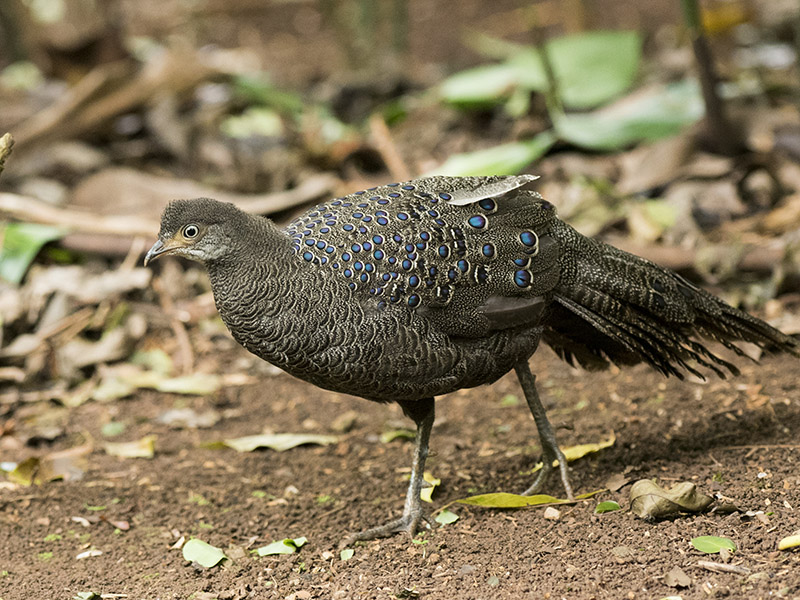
[0,173,338,251]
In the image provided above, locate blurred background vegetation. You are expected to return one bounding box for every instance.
[0,0,798,402]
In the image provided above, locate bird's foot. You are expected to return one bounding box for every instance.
[522,444,574,500]
[339,509,433,548]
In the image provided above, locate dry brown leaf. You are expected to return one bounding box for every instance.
[630,479,713,520]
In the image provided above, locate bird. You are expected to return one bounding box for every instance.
[144,174,798,543]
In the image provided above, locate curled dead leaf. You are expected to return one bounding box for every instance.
[630,479,713,520]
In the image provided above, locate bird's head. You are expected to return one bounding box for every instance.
[144,198,246,266]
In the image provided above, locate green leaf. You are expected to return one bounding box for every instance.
[690,536,737,554]
[456,492,562,508]
[379,428,416,443]
[430,132,555,177]
[439,60,546,106]
[255,537,308,556]
[440,31,641,110]
[182,539,227,568]
[221,107,284,139]
[553,79,704,151]
[547,30,641,109]
[435,508,459,525]
[100,421,126,438]
[0,223,65,284]
[595,500,622,514]
[222,433,338,453]
[340,548,354,561]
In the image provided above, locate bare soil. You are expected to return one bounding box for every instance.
[2,342,799,600]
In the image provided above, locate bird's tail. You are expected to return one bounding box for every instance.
[543,221,799,378]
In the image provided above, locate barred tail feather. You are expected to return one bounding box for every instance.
[546,224,799,379]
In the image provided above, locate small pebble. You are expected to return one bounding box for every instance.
[543,506,561,520]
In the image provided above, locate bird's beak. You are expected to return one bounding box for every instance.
[144,237,182,266]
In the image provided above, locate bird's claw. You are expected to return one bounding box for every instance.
[339,510,432,548]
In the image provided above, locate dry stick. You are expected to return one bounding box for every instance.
[152,274,194,375]
[0,174,338,254]
[696,561,751,575]
[369,114,411,182]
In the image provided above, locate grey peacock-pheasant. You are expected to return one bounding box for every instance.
[144,175,798,543]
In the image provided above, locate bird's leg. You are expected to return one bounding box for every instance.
[340,397,435,546]
[514,360,574,499]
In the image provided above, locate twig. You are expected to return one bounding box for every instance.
[696,560,751,575]
[152,275,194,375]
[0,192,158,237]
[368,114,411,182]
[0,175,337,243]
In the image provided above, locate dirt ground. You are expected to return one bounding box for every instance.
[2,338,799,600]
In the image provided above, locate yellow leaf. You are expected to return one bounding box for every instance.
[420,471,441,503]
[778,534,800,551]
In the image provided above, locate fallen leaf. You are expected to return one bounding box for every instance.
[182,538,227,568]
[340,548,354,561]
[664,566,691,588]
[456,492,562,508]
[435,508,459,526]
[104,435,156,459]
[255,536,307,556]
[221,433,338,453]
[778,534,800,550]
[380,428,416,443]
[691,536,736,554]
[420,471,440,503]
[630,480,713,520]
[595,500,622,514]
[157,408,220,429]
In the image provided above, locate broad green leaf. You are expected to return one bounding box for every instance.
[0,223,65,284]
[182,538,227,568]
[222,433,338,453]
[778,534,800,550]
[554,79,704,151]
[255,536,307,556]
[595,500,622,514]
[547,30,641,109]
[430,132,555,176]
[439,60,546,106]
[440,31,640,110]
[690,536,737,554]
[456,492,561,508]
[104,435,156,459]
[435,508,459,525]
[340,548,354,561]
[631,480,713,520]
[420,471,440,503]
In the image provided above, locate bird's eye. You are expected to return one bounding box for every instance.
[183,224,200,239]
